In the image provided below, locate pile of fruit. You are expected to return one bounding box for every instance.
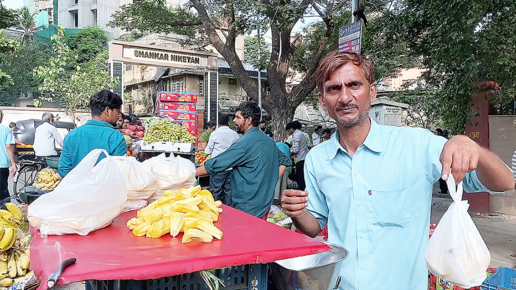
[33,168,60,191]
[195,151,210,165]
[121,125,145,138]
[127,185,223,243]
[0,204,33,288]
[143,119,196,145]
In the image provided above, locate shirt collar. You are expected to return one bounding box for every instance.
[244,127,259,135]
[329,118,384,160]
[86,119,116,129]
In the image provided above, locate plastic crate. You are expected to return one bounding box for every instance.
[481,267,516,290]
[86,264,267,290]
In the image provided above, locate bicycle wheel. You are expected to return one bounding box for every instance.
[14,165,39,195]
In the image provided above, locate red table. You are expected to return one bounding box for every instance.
[30,205,330,289]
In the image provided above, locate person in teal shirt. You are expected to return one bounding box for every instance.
[282,52,514,290]
[196,102,291,218]
[58,90,126,177]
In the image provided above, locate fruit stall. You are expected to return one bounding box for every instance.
[28,186,331,290]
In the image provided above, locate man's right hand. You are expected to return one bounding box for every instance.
[282,190,309,217]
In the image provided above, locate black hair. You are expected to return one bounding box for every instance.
[8,122,16,128]
[316,125,322,130]
[219,115,229,126]
[123,116,131,121]
[322,128,331,134]
[90,90,122,116]
[206,121,216,129]
[259,120,266,124]
[285,123,292,130]
[235,102,261,127]
[435,128,444,135]
[291,121,302,130]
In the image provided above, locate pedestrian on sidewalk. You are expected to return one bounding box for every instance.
[0,110,16,204]
[204,114,239,206]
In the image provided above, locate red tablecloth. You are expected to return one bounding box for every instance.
[30,205,330,289]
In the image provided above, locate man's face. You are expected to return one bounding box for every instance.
[49,115,54,123]
[234,111,250,134]
[259,123,265,129]
[288,128,295,136]
[319,62,376,128]
[106,108,121,126]
[323,132,330,139]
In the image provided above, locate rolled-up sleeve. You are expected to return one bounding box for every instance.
[277,148,291,167]
[304,154,328,229]
[204,142,246,175]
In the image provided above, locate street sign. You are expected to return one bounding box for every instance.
[339,21,362,54]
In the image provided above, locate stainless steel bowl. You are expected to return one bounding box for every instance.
[270,243,348,290]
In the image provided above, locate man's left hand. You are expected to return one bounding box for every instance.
[440,135,481,183]
[9,163,17,176]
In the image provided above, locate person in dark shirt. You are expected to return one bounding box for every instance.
[259,120,274,138]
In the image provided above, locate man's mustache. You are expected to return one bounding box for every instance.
[336,103,358,111]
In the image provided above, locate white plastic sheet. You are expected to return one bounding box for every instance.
[28,149,127,236]
[425,176,490,288]
[114,156,157,211]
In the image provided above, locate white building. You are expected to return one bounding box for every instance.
[24,0,55,26]
[56,0,185,38]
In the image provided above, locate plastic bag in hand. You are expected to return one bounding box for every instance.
[142,153,195,202]
[114,156,157,211]
[425,176,490,288]
[28,149,127,236]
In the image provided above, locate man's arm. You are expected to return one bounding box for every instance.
[291,133,300,155]
[58,137,72,177]
[6,145,16,176]
[204,132,215,155]
[279,165,286,179]
[441,135,514,191]
[196,142,247,177]
[53,127,64,147]
[111,133,128,156]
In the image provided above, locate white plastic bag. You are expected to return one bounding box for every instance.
[142,153,196,202]
[425,176,490,288]
[28,149,128,236]
[113,156,157,211]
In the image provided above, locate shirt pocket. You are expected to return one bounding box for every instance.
[369,186,416,228]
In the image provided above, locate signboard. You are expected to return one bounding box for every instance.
[339,22,362,53]
[123,47,208,67]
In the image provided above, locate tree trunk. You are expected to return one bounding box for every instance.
[267,102,296,142]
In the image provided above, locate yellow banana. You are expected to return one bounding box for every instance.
[0,212,12,220]
[132,222,151,237]
[0,261,7,275]
[0,277,13,287]
[0,252,7,262]
[5,204,22,221]
[7,254,16,278]
[182,228,213,243]
[17,253,29,271]
[0,229,14,252]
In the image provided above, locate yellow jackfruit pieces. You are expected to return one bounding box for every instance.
[146,218,171,238]
[169,212,184,237]
[182,229,213,243]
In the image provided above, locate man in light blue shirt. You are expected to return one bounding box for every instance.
[205,114,239,205]
[0,110,16,204]
[282,51,514,290]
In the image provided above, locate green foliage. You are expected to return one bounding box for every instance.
[66,27,109,63]
[244,36,270,70]
[383,0,516,133]
[0,42,52,105]
[34,26,118,122]
[0,6,19,29]
[18,7,37,43]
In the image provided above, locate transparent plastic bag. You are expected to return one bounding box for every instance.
[142,153,196,202]
[425,176,490,288]
[28,149,127,236]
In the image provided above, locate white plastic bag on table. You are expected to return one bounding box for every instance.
[113,156,157,211]
[27,149,127,236]
[142,153,196,202]
[425,176,490,288]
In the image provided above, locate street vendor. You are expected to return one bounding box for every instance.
[33,112,63,158]
[196,102,291,218]
[281,51,514,290]
[58,90,126,177]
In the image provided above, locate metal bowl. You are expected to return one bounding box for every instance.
[270,243,348,290]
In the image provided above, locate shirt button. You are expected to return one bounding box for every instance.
[368,190,373,195]
[354,171,358,176]
[356,202,361,207]
[361,266,366,270]
[360,233,364,238]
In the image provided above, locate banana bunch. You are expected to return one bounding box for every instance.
[127,185,224,243]
[0,204,34,288]
[33,168,60,191]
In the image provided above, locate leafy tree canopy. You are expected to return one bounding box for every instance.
[66,27,109,63]
[244,35,270,71]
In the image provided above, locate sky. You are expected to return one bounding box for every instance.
[3,0,24,9]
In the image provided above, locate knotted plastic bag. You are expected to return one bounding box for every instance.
[28,149,127,236]
[113,156,157,211]
[425,176,490,288]
[142,153,196,202]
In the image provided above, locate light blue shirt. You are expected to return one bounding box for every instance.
[204,126,239,157]
[0,124,14,168]
[305,120,492,290]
